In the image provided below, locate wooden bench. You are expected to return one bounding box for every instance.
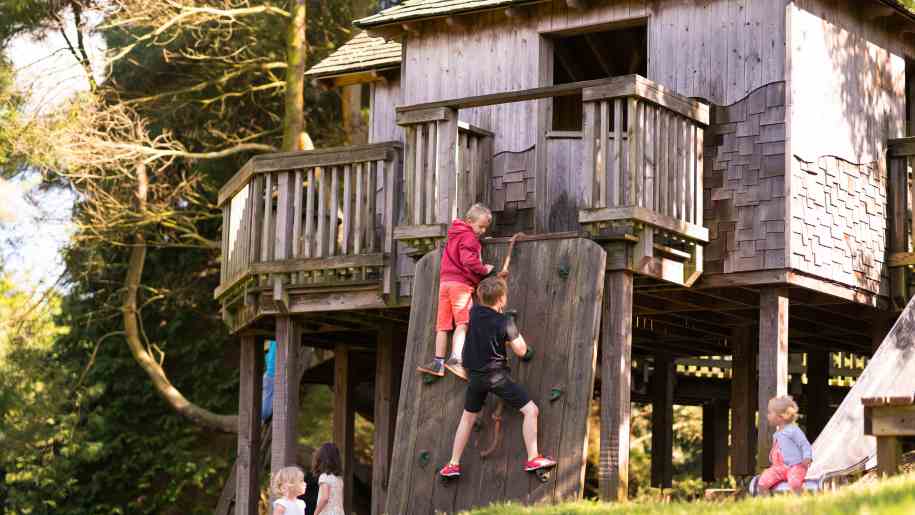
[862,394,915,477]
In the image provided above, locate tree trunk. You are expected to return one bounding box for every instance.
[122,162,238,433]
[283,0,309,152]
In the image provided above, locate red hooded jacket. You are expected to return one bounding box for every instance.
[440,219,489,286]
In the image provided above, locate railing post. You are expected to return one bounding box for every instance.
[582,99,597,209]
[889,153,908,306]
[437,107,460,223]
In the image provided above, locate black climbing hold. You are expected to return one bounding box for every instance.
[549,387,563,402]
[558,264,571,278]
[522,346,534,362]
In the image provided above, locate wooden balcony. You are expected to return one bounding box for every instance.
[886,137,915,306]
[215,142,402,330]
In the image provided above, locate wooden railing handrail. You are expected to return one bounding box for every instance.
[218,141,402,207]
[888,137,915,158]
[395,75,708,126]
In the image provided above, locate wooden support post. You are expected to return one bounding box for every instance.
[730,325,757,476]
[600,271,633,502]
[236,335,263,515]
[372,324,400,515]
[333,344,355,514]
[877,437,901,477]
[888,154,908,306]
[757,287,789,472]
[702,400,730,482]
[650,353,674,488]
[272,317,300,477]
[805,351,830,441]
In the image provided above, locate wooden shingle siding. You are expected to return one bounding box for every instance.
[305,31,401,79]
[703,82,787,274]
[790,156,887,296]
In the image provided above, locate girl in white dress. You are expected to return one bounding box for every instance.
[270,466,307,515]
[312,442,345,515]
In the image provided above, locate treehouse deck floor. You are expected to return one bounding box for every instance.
[384,237,606,514]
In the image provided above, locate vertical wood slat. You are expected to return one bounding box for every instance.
[329,167,339,257]
[221,207,229,283]
[626,98,639,207]
[612,99,623,207]
[582,101,597,208]
[355,162,364,255]
[304,169,315,258]
[404,127,416,225]
[599,100,610,208]
[382,155,398,296]
[469,135,480,205]
[427,121,438,224]
[367,161,378,252]
[668,116,678,219]
[680,118,689,223]
[261,173,274,262]
[292,170,303,258]
[644,104,656,211]
[249,175,264,271]
[437,110,459,223]
[658,110,669,218]
[695,126,704,226]
[316,168,327,258]
[686,125,695,224]
[457,132,467,215]
[636,102,645,208]
[415,125,425,225]
[342,165,352,255]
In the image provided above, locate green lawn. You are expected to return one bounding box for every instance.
[466,473,915,515]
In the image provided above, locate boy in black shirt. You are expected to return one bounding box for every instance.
[438,277,557,478]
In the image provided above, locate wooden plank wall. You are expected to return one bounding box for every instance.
[384,238,605,514]
[786,0,911,296]
[400,0,787,156]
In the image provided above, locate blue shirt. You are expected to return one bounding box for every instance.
[264,340,277,378]
[773,423,813,466]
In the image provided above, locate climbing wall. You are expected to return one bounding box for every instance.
[384,237,606,514]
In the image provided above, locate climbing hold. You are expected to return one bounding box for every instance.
[419,450,430,467]
[423,374,440,385]
[522,346,534,362]
[549,386,563,402]
[558,264,571,278]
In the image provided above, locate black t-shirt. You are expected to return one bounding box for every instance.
[462,305,519,372]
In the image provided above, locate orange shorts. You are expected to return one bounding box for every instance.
[436,281,474,332]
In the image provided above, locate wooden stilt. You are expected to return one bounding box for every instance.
[730,325,757,476]
[372,324,400,515]
[600,271,633,502]
[333,344,355,514]
[237,335,263,515]
[272,317,300,475]
[650,353,674,488]
[702,399,730,482]
[757,287,789,471]
[805,351,830,441]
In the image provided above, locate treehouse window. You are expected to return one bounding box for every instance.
[550,25,648,132]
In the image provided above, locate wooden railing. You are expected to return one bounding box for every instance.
[215,142,402,303]
[886,137,915,306]
[394,108,494,254]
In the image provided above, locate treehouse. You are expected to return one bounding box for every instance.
[215,1,915,514]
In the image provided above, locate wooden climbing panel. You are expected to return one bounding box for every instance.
[384,237,606,514]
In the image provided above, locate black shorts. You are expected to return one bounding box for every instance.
[464,369,531,413]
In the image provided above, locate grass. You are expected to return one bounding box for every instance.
[465,473,915,515]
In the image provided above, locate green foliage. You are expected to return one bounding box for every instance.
[468,473,915,515]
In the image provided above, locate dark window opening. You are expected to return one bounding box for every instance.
[551,25,648,131]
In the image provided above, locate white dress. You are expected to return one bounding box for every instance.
[316,473,345,515]
[273,497,305,515]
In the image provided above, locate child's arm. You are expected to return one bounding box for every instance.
[274,504,286,515]
[459,238,492,277]
[504,315,528,357]
[792,426,813,466]
[313,483,330,515]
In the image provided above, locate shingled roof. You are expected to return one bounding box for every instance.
[355,0,545,28]
[305,30,401,80]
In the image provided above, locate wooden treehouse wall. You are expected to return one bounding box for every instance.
[384,238,606,514]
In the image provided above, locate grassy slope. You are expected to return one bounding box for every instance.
[467,473,915,515]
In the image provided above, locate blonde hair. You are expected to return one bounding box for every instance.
[769,395,799,423]
[464,203,492,223]
[271,466,304,497]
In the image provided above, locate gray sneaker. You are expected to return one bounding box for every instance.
[445,358,468,381]
[417,359,445,377]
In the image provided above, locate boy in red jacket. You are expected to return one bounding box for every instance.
[417,203,495,381]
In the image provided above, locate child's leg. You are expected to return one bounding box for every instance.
[448,410,479,465]
[757,464,789,494]
[520,401,540,460]
[787,464,809,493]
[435,330,450,360]
[448,284,474,360]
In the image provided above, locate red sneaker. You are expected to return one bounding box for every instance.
[524,456,557,472]
[439,463,461,478]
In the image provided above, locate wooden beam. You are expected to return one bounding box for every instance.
[650,353,674,488]
[582,75,710,125]
[579,206,710,242]
[566,0,588,8]
[730,325,756,476]
[863,4,895,21]
[504,6,529,18]
[702,399,729,482]
[271,317,300,476]
[333,344,355,514]
[757,288,789,472]
[600,271,633,502]
[805,351,830,441]
[876,436,901,476]
[888,137,915,157]
[236,335,263,515]
[372,324,400,515]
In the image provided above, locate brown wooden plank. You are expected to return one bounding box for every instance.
[730,325,757,476]
[582,75,710,125]
[262,173,274,262]
[579,206,710,242]
[372,324,398,515]
[626,98,638,207]
[598,100,610,208]
[252,253,385,275]
[686,124,696,224]
[650,353,674,488]
[612,98,623,207]
[271,317,299,475]
[316,169,327,258]
[393,224,449,240]
[415,125,425,225]
[329,167,340,257]
[218,158,255,207]
[438,110,459,222]
[876,436,901,476]
[600,270,633,502]
[866,405,915,436]
[404,126,416,225]
[355,163,365,255]
[342,165,352,255]
[304,169,315,258]
[582,101,597,208]
[292,170,304,258]
[888,137,915,157]
[333,343,355,514]
[368,160,378,252]
[395,106,451,125]
[221,207,229,284]
[251,142,398,175]
[236,335,263,515]
[694,126,703,226]
[382,155,398,297]
[426,122,438,225]
[757,287,789,471]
